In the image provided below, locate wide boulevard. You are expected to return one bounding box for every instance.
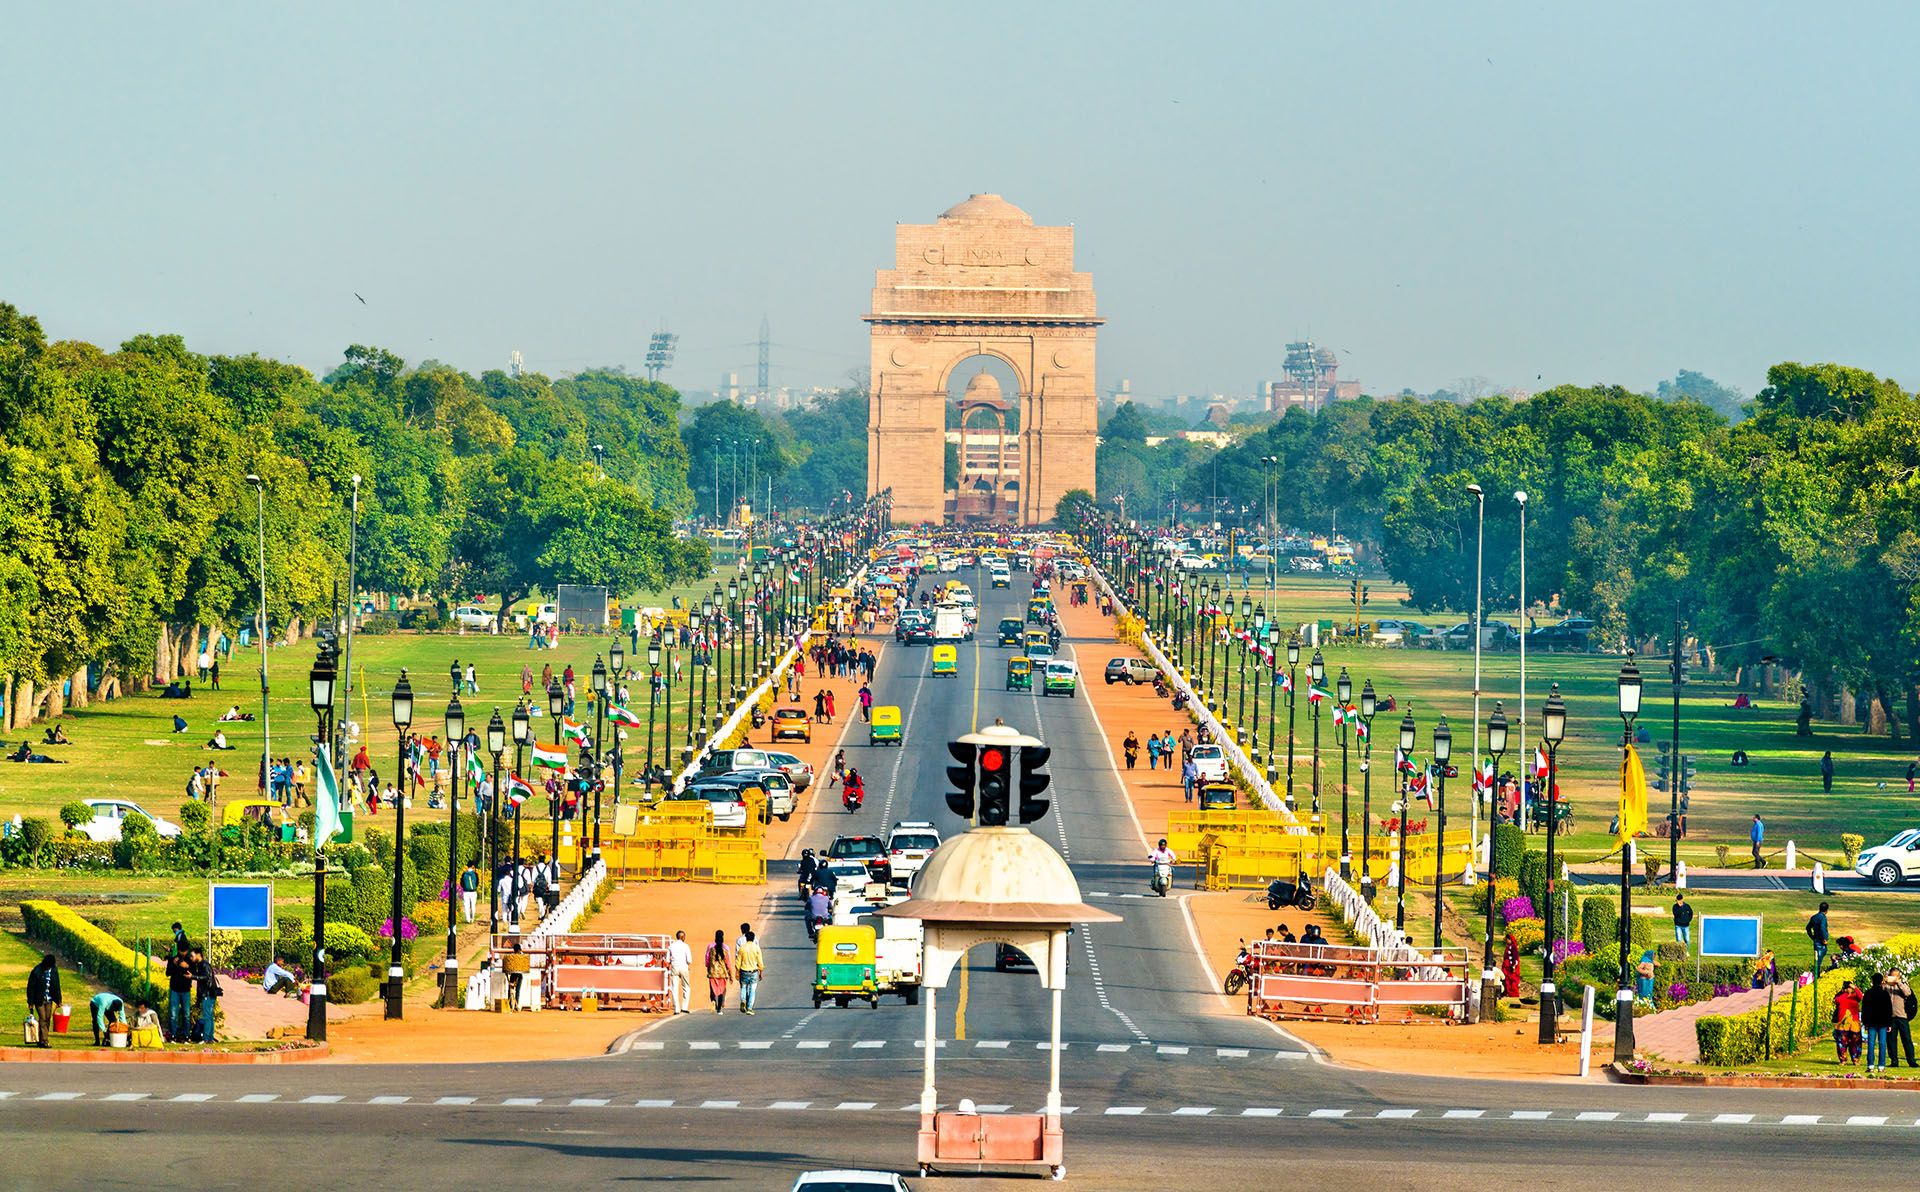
[1,577,1908,1187]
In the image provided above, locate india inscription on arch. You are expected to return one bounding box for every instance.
[865,194,1101,525]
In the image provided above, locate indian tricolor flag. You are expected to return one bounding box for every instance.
[1353,717,1369,742]
[505,774,534,808]
[531,742,570,770]
[1307,685,1332,704]
[606,704,642,729]
[560,717,591,746]
[1278,671,1293,693]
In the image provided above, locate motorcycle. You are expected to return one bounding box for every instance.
[750,706,766,730]
[1266,874,1313,911]
[1223,942,1254,995]
[1149,860,1173,897]
[1151,675,1169,698]
[842,781,865,813]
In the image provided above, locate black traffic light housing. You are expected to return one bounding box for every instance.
[1017,745,1052,824]
[946,741,978,820]
[977,744,1013,826]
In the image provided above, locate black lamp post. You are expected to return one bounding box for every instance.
[1538,683,1567,1043]
[1265,624,1280,782]
[546,678,564,863]
[1309,649,1326,816]
[1236,597,1253,742]
[1250,604,1266,758]
[590,655,607,864]
[1395,710,1416,936]
[305,646,334,1042]
[509,701,530,935]
[486,708,506,939]
[1614,654,1644,1062]
[1431,715,1453,951]
[646,636,662,798]
[726,577,741,710]
[1336,667,1353,880]
[696,600,712,745]
[384,669,414,1020]
[1359,679,1377,898]
[1285,636,1301,808]
[1479,701,1509,1019]
[609,640,625,812]
[439,692,465,1009]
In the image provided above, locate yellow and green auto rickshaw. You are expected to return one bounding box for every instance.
[1006,655,1033,691]
[930,644,959,677]
[869,704,903,747]
[1197,781,1237,811]
[813,924,880,1008]
[1024,628,1051,655]
[1026,598,1051,624]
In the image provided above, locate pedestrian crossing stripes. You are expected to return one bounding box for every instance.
[9,1092,1918,1127]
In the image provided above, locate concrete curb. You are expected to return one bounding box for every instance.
[0,1042,329,1064]
[1612,1061,1920,1089]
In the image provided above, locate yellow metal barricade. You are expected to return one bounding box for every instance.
[1166,808,1301,855]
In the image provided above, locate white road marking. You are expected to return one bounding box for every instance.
[369,1095,410,1105]
[570,1098,610,1107]
[797,1040,830,1050]
[35,1092,82,1101]
[633,1041,665,1051]
[1217,1048,1249,1058]
[738,1041,773,1050]
[1779,1114,1822,1125]
[1444,1109,1484,1119]
[1104,1106,1144,1116]
[1172,1106,1214,1116]
[502,1098,542,1107]
[1511,1110,1556,1120]
[699,1099,740,1109]
[635,1099,675,1108]
[688,1041,720,1050]
[1157,1045,1190,1055]
[236,1094,279,1104]
[1242,1107,1284,1117]
[103,1093,150,1102]
[852,1040,885,1049]
[1847,1115,1888,1126]
[1574,1111,1617,1121]
[1308,1108,1349,1119]
[172,1093,215,1103]
[1097,1043,1131,1053]
[431,1096,472,1106]
[1712,1113,1754,1124]
[1377,1108,1419,1119]
[835,1101,876,1111]
[975,1040,1009,1049]
[770,1101,811,1110]
[300,1095,344,1104]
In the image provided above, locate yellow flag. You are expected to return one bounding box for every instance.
[1618,743,1648,842]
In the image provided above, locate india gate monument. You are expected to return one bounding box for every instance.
[865,194,1101,525]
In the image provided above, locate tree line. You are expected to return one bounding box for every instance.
[1095,364,1920,738]
[0,302,713,729]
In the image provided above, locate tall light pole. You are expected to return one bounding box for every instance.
[646,635,662,797]
[1614,654,1644,1062]
[486,708,506,939]
[340,473,361,763]
[590,654,608,864]
[305,644,335,1042]
[245,473,268,816]
[1285,636,1301,808]
[509,702,531,936]
[1250,603,1266,758]
[439,692,465,1009]
[547,679,564,863]
[1336,667,1353,880]
[1359,680,1378,899]
[1431,715,1453,951]
[1235,597,1253,741]
[1467,481,1485,861]
[1515,490,1530,827]
[384,669,414,1021]
[1308,649,1326,816]
[1265,624,1280,782]
[1479,701,1509,1019]
[1538,684,1567,1043]
[1395,710,1416,935]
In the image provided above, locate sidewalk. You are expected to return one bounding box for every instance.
[1632,981,1797,1063]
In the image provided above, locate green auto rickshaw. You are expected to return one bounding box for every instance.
[869,704,903,747]
[1006,655,1033,691]
[814,924,880,1008]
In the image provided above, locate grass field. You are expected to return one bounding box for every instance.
[1144,572,1920,872]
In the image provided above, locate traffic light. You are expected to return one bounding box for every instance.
[1349,579,1359,603]
[946,741,979,820]
[1651,752,1668,792]
[1360,584,1370,606]
[1017,745,1052,824]
[977,743,1012,826]
[1679,753,1697,794]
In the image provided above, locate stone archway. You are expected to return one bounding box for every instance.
[865,194,1101,525]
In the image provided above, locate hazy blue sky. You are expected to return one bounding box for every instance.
[6,3,1917,401]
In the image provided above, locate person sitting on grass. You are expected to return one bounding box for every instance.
[172,714,190,733]
[41,723,70,745]
[205,729,235,751]
[218,705,254,722]
[129,1000,163,1049]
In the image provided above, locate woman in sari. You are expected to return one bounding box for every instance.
[704,929,734,1014]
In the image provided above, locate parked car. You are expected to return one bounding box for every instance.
[1175,554,1211,571]
[1526,618,1594,650]
[765,750,815,791]
[770,707,812,743]
[451,605,495,629]
[1105,657,1158,685]
[1371,619,1432,645]
[77,799,182,843]
[1443,621,1521,649]
[1190,743,1228,783]
[697,748,774,777]
[671,781,749,829]
[1855,829,1920,886]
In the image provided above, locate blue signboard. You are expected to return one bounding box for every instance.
[209,883,274,932]
[1698,915,1762,959]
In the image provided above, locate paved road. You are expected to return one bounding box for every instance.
[3,568,1910,1185]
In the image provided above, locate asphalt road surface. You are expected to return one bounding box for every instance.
[4,572,1911,1187]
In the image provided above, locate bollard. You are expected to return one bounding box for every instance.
[1812,861,1825,894]
[1785,840,1796,870]
[1675,860,1687,889]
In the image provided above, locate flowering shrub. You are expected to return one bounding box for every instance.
[1550,939,1586,964]
[377,916,419,942]
[1378,818,1429,835]
[1499,895,1537,925]
[1508,919,1545,955]
[1669,982,1689,1001]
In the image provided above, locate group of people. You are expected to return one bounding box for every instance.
[22,923,224,1050]
[493,855,564,923]
[667,921,766,1015]
[1831,971,1917,1071]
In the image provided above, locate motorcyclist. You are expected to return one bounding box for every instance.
[843,767,866,810]
[1147,838,1177,896]
[797,847,818,896]
[807,885,831,938]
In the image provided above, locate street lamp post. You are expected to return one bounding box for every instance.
[1285,636,1301,808]
[726,577,741,711]
[1395,711,1416,936]
[608,640,625,822]
[696,600,712,745]
[305,646,335,1042]
[509,702,530,935]
[1479,701,1509,1020]
[1336,667,1353,880]
[1265,625,1280,782]
[1308,649,1326,816]
[1359,680,1378,899]
[1431,716,1453,951]
[245,473,268,820]
[439,693,466,1009]
[1236,598,1253,743]
[384,670,414,1020]
[1614,654,1644,1062]
[646,636,662,799]
[1538,684,1567,1043]
[486,709,506,940]
[547,679,564,863]
[1466,482,1486,867]
[1250,604,1266,757]
[590,655,607,864]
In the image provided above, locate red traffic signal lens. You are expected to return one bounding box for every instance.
[980,747,1006,772]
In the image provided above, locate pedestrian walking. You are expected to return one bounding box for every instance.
[858,684,874,722]
[1750,814,1765,869]
[165,947,193,1042]
[1181,756,1198,803]
[1123,732,1140,770]
[736,929,764,1015]
[1863,972,1895,1073]
[1806,901,1830,972]
[1820,750,1835,794]
[1888,972,1917,1067]
[813,689,829,724]
[459,863,480,923]
[1146,733,1161,771]
[1834,980,1864,1065]
[824,689,836,722]
[1672,893,1694,946]
[465,662,478,694]
[1908,759,1917,794]
[704,929,733,1013]
[667,930,693,1014]
[25,953,58,1049]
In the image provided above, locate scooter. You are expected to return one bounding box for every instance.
[1266,874,1313,911]
[1150,860,1173,897]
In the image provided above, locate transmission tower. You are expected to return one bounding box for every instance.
[757,315,771,400]
[644,329,678,381]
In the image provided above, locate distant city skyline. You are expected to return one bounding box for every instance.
[5,3,1917,400]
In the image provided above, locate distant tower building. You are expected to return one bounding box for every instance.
[1110,378,1133,406]
[509,350,524,378]
[1267,341,1360,412]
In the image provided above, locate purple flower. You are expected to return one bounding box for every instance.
[1669,982,1689,1000]
[377,917,419,942]
[1499,896,1537,923]
[1550,939,1586,963]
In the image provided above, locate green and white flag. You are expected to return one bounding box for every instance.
[314,745,346,846]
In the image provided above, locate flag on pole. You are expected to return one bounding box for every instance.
[1330,704,1347,726]
[1534,745,1550,778]
[606,704,642,728]
[1307,685,1331,704]
[1395,748,1417,774]
[561,717,591,746]
[1278,671,1293,693]
[1353,718,1369,742]
[1617,743,1649,842]
[531,742,569,770]
[505,774,534,808]
[466,747,485,786]
[314,745,346,846]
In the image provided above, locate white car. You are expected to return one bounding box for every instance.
[1190,743,1229,783]
[78,799,182,843]
[671,782,747,830]
[451,605,494,629]
[791,1171,911,1192]
[1855,829,1920,886]
[1176,554,1210,570]
[887,821,942,877]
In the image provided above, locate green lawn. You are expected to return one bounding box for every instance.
[0,926,103,1049]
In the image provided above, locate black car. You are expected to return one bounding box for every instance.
[998,617,1024,646]
[901,617,934,645]
[1526,619,1593,651]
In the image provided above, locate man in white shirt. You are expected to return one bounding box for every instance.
[667,930,693,1014]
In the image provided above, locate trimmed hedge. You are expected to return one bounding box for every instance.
[1582,894,1618,954]
[1491,824,1525,886]
[20,899,161,1004]
[1696,968,1859,1065]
